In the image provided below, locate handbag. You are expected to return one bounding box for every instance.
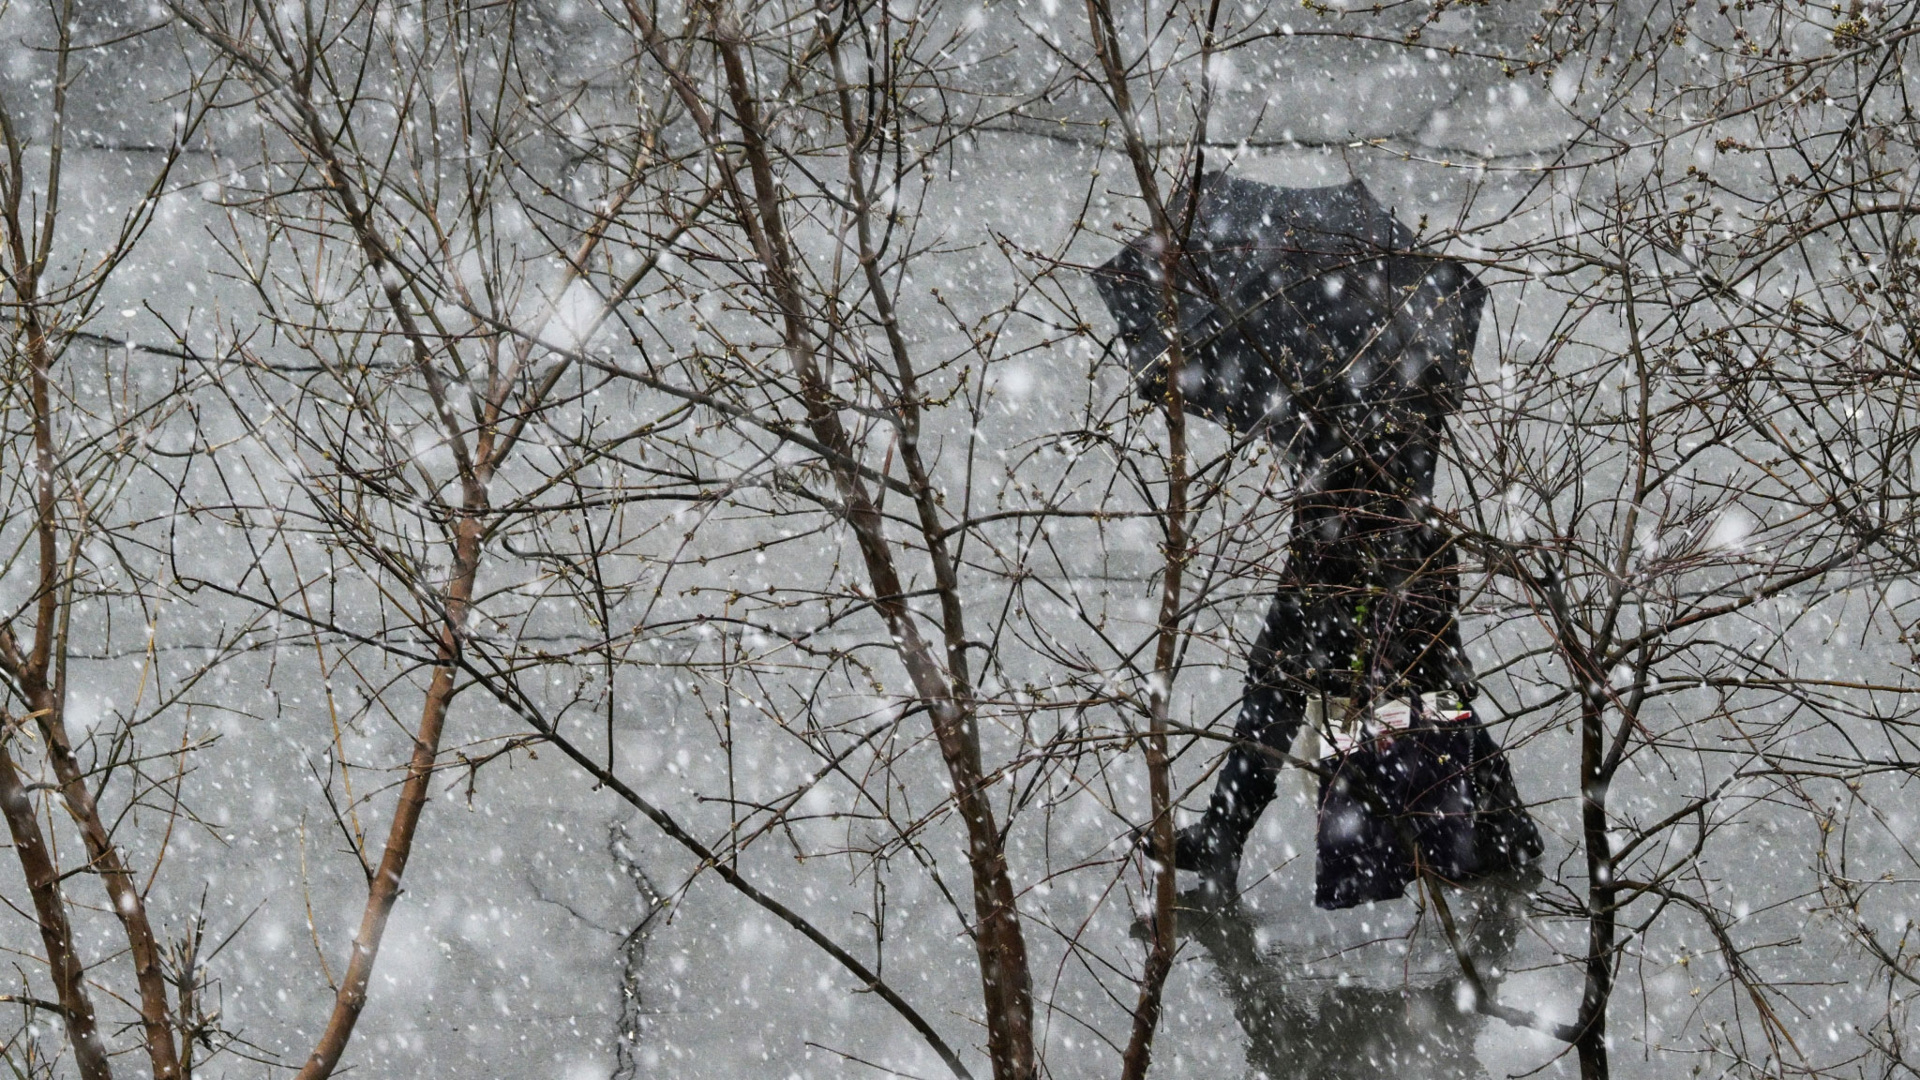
[1312,696,1543,910]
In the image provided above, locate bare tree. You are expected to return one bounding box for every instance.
[0,5,228,1077]
[0,0,1915,1077]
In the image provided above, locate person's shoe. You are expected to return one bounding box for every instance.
[1171,816,1244,900]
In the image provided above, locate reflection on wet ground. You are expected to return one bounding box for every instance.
[1164,875,1537,1079]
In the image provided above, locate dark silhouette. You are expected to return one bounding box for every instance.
[1096,174,1542,905]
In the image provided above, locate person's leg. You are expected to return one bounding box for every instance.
[1169,591,1312,894]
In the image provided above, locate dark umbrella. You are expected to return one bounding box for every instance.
[1091,172,1486,460]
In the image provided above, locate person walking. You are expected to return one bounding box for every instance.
[1095,173,1543,905]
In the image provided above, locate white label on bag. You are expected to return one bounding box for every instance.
[1372,699,1414,731]
[1421,691,1473,723]
[1315,694,1472,758]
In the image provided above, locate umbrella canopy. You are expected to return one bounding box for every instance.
[1091,173,1486,460]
